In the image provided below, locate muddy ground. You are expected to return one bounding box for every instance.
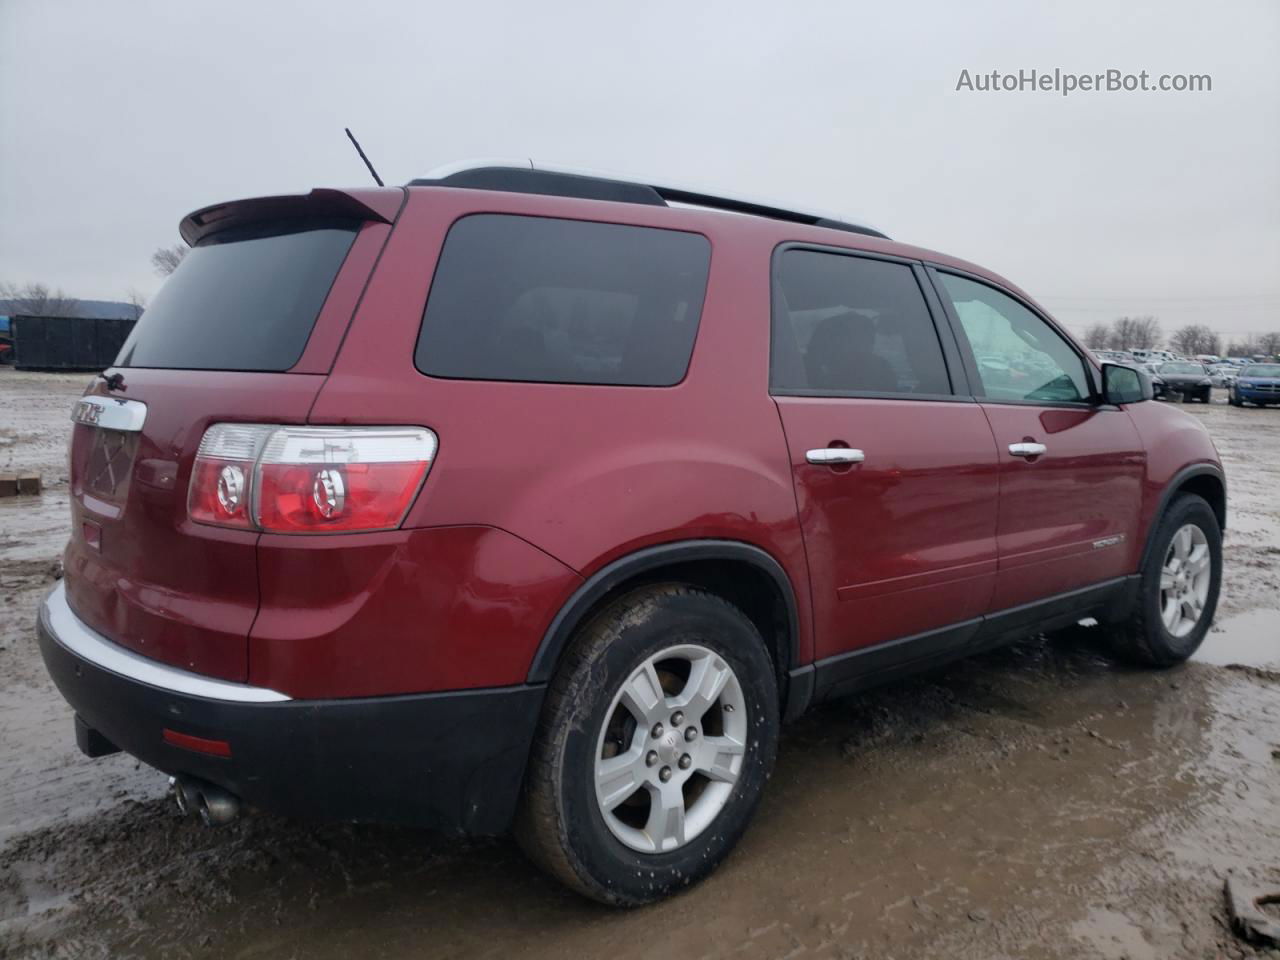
[0,367,1277,960]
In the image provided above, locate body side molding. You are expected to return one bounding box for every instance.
[808,575,1137,708]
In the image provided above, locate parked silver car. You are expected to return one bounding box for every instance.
[1208,363,1238,388]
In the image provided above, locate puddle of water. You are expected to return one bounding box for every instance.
[1194,608,1280,668]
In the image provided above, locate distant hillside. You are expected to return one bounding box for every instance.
[0,299,141,320]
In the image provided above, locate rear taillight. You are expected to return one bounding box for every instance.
[188,424,436,534]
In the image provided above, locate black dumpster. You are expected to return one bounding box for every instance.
[11,316,136,371]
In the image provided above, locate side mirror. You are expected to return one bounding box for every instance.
[1102,362,1152,405]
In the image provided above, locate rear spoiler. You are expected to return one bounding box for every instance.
[179,187,404,245]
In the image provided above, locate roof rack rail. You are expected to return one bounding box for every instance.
[408,160,889,240]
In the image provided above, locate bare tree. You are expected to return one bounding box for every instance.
[1170,325,1203,356]
[1109,317,1138,350]
[1257,331,1280,359]
[1107,315,1161,351]
[1084,322,1112,350]
[1170,324,1222,357]
[151,244,188,276]
[1130,315,1161,350]
[0,281,81,317]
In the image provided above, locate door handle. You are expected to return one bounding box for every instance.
[1008,442,1047,458]
[806,448,866,465]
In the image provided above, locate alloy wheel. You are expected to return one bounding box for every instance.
[593,644,748,853]
[1159,523,1212,638]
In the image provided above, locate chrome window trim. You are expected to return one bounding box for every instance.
[41,581,291,703]
[71,395,148,433]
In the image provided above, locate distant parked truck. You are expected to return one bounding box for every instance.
[11,315,136,371]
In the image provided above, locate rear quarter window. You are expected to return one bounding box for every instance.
[416,215,711,386]
[116,219,358,372]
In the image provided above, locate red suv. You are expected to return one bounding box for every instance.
[38,164,1226,904]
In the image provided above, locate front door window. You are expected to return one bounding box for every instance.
[936,273,1090,404]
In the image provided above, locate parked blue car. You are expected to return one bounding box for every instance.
[1229,363,1280,407]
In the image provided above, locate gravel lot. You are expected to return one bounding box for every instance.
[1,368,1277,960]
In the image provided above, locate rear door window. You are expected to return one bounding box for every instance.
[770,249,952,396]
[416,215,710,386]
[116,219,358,371]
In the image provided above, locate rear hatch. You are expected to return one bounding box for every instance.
[63,188,401,681]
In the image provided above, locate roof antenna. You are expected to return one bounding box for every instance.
[345,127,384,187]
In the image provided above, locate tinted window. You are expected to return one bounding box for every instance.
[117,220,357,371]
[1161,362,1207,375]
[1243,364,1280,377]
[938,273,1090,403]
[770,250,951,396]
[416,215,710,386]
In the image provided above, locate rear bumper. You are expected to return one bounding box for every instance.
[37,581,543,835]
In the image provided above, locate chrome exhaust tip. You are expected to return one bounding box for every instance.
[170,775,195,816]
[195,784,240,827]
[169,775,240,826]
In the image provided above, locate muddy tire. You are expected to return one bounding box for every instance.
[1104,493,1221,667]
[515,585,779,905]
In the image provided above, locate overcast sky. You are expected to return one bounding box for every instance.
[2,0,1277,339]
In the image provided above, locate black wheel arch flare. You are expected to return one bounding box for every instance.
[527,540,801,687]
